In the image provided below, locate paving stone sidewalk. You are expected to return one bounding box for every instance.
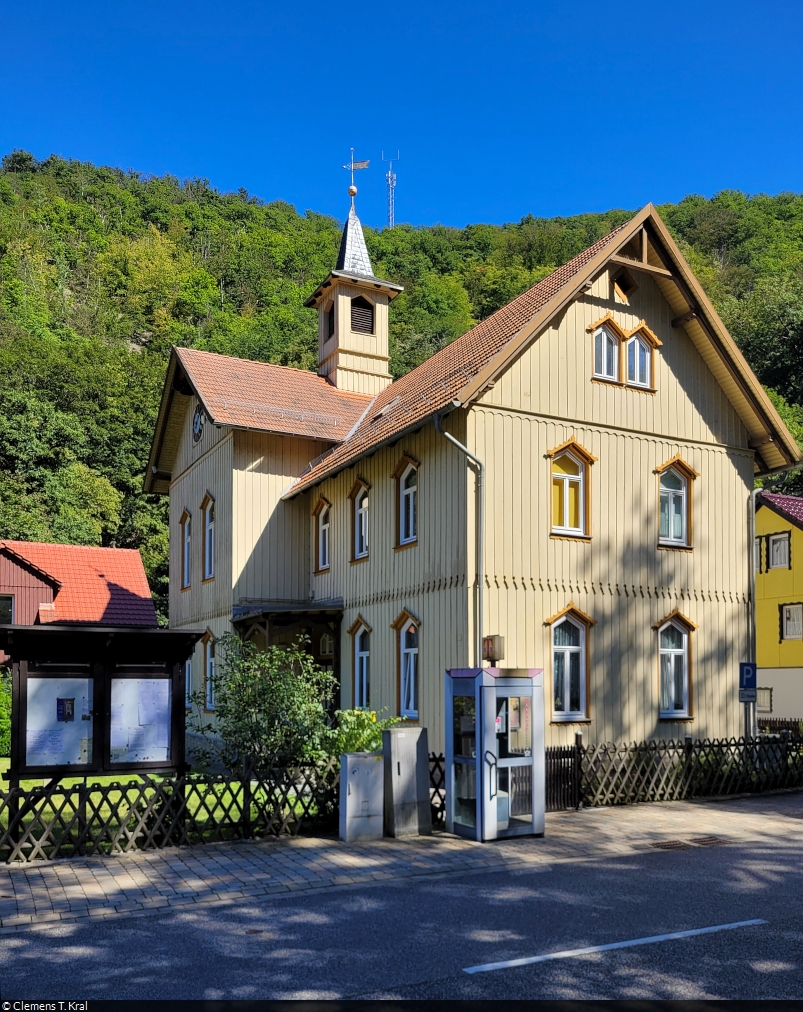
[1,791,802,932]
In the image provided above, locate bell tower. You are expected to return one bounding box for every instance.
[305,185,403,395]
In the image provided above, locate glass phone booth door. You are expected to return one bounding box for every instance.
[445,668,545,842]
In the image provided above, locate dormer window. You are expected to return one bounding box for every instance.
[351,296,374,334]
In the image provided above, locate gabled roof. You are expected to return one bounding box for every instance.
[757,491,803,531]
[284,204,801,497]
[145,348,372,493]
[0,542,157,626]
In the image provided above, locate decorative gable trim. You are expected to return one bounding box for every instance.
[587,312,628,342]
[391,453,420,480]
[544,601,597,627]
[347,613,372,636]
[391,607,420,631]
[655,454,699,480]
[653,607,698,632]
[627,319,663,348]
[546,438,598,465]
[347,477,370,500]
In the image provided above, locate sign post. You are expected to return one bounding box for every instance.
[739,662,757,739]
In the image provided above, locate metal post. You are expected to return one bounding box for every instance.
[747,488,759,740]
[433,411,484,668]
[574,731,583,810]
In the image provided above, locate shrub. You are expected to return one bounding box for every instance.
[188,634,336,774]
[330,708,403,757]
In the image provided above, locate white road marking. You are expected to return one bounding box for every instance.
[462,918,767,974]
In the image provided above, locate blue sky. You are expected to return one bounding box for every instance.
[3,0,802,228]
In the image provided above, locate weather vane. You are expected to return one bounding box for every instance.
[343,148,369,206]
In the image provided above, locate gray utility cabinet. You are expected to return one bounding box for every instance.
[382,726,432,837]
[339,752,384,842]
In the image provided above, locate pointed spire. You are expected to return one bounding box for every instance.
[336,204,374,277]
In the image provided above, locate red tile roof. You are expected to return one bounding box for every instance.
[0,542,157,626]
[285,221,630,495]
[758,492,803,529]
[175,348,371,442]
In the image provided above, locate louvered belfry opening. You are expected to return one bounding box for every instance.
[350,295,374,334]
[327,305,335,339]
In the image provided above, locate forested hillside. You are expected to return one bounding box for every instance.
[2,148,803,619]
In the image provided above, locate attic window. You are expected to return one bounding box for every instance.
[327,305,335,339]
[351,296,374,334]
[613,268,637,303]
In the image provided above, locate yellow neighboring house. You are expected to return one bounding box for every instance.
[756,491,803,721]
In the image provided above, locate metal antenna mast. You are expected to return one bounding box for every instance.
[382,151,399,228]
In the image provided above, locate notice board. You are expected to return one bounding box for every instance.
[110,677,171,764]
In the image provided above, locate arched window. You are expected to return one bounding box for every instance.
[400,464,417,544]
[181,511,192,589]
[202,495,215,580]
[659,468,687,545]
[355,628,370,708]
[593,326,619,381]
[319,504,330,569]
[351,296,374,334]
[659,622,689,717]
[627,334,651,387]
[552,452,585,534]
[400,621,419,719]
[355,488,369,558]
[552,617,586,719]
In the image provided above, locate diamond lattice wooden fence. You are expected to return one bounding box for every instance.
[0,758,339,863]
[580,735,803,806]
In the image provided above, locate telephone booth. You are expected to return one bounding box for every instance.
[444,668,545,841]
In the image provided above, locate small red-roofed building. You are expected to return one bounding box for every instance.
[146,195,803,750]
[755,491,803,722]
[0,541,157,663]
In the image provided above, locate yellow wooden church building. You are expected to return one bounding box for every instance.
[146,194,801,751]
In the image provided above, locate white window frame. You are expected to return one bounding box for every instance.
[354,627,370,708]
[400,464,418,545]
[355,488,369,559]
[400,621,419,719]
[552,617,586,720]
[593,326,619,381]
[755,537,763,575]
[203,497,215,580]
[181,513,191,589]
[659,620,689,718]
[184,658,193,709]
[782,604,803,640]
[627,334,651,387]
[205,639,216,711]
[552,451,585,535]
[318,505,330,570]
[659,468,688,546]
[769,533,790,569]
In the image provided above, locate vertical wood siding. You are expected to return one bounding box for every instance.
[0,553,55,624]
[470,267,752,746]
[232,431,330,604]
[169,433,233,630]
[307,417,470,746]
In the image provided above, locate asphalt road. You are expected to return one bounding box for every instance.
[2,841,802,1001]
